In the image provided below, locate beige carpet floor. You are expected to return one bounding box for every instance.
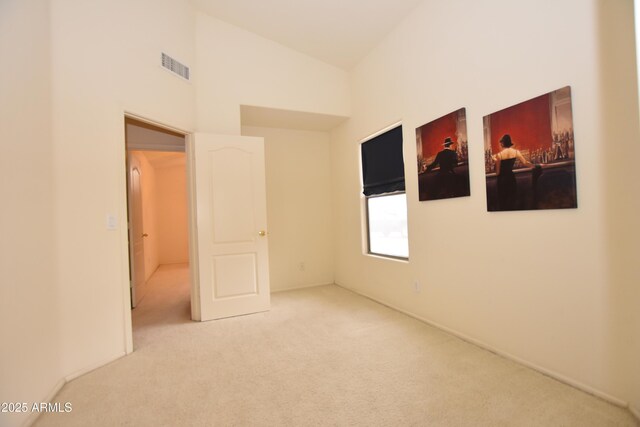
[35,264,638,426]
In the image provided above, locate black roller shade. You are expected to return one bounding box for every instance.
[361,126,405,196]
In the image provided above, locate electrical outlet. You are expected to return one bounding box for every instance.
[413,280,421,294]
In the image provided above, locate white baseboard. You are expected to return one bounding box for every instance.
[271,282,333,293]
[65,352,126,382]
[22,378,65,427]
[336,282,630,409]
[22,352,127,427]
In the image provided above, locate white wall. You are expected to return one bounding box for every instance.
[195,13,351,134]
[155,159,189,265]
[194,12,351,290]
[242,126,334,291]
[0,2,62,426]
[50,0,196,377]
[331,0,640,409]
[612,0,640,416]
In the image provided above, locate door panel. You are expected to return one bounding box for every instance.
[209,148,255,243]
[213,253,257,298]
[128,154,146,307]
[193,134,270,321]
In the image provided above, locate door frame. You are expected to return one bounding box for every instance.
[120,111,197,354]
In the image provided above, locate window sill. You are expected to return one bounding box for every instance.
[365,252,409,263]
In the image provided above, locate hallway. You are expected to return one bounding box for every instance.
[132,263,191,348]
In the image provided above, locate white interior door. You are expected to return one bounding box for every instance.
[128,153,146,308]
[192,134,270,321]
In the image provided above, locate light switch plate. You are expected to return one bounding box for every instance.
[106,214,118,230]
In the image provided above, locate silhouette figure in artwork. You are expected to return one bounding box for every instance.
[426,137,458,198]
[492,134,535,210]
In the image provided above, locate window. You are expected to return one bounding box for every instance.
[361,125,408,259]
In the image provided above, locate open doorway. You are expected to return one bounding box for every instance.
[124,116,191,344]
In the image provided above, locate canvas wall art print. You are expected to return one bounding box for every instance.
[483,86,578,212]
[416,108,470,201]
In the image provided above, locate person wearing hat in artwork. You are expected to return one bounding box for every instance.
[426,137,459,198]
[493,134,535,210]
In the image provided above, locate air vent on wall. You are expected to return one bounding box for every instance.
[161,52,190,81]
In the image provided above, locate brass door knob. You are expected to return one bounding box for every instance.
[142,233,149,237]
[258,230,267,237]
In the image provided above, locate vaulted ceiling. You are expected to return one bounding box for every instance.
[192,0,424,70]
